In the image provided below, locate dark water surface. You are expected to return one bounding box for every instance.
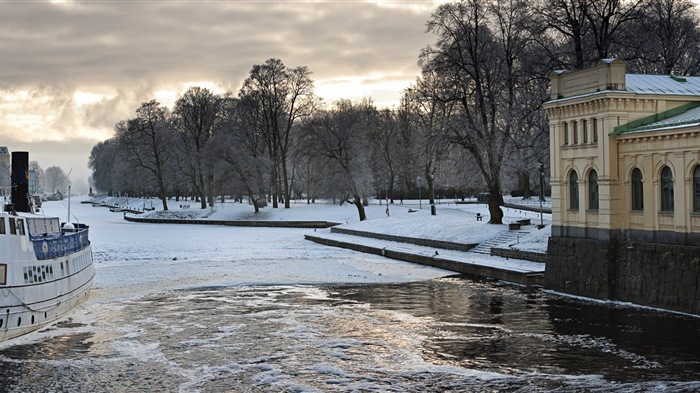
[1,276,699,392]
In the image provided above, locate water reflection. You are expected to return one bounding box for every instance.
[0,276,697,392]
[330,276,700,384]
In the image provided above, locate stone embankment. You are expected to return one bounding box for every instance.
[306,228,545,287]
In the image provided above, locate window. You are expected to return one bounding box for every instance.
[9,218,16,235]
[631,168,644,211]
[0,217,4,235]
[569,170,579,210]
[588,170,599,210]
[694,166,700,212]
[660,166,674,212]
[583,120,588,143]
[573,121,578,144]
[592,118,598,142]
[563,122,569,145]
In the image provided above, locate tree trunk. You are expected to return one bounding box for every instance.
[353,195,367,221]
[487,184,504,224]
[198,172,207,209]
[155,181,168,211]
[249,191,260,213]
[282,159,291,209]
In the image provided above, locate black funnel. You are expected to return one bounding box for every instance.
[11,151,30,213]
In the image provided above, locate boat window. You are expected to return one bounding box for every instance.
[17,220,24,236]
[0,217,5,235]
[0,264,6,285]
[8,218,16,235]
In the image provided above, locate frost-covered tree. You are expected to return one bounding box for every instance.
[44,166,70,194]
[304,99,377,221]
[116,100,173,210]
[172,87,224,209]
[238,58,317,209]
[419,0,545,223]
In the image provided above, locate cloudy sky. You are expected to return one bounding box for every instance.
[0,0,443,189]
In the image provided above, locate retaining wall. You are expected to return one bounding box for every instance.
[306,234,544,287]
[491,247,548,263]
[547,236,700,315]
[123,215,339,228]
[330,227,477,252]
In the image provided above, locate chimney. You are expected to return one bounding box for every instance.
[11,151,30,213]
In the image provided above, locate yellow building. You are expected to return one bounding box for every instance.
[544,59,700,315]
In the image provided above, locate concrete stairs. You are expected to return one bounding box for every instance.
[469,230,530,255]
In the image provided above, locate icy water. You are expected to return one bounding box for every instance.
[1,280,699,392]
[0,201,698,392]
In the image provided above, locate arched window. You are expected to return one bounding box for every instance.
[660,166,674,212]
[631,168,644,211]
[693,166,700,212]
[588,170,599,210]
[569,170,579,210]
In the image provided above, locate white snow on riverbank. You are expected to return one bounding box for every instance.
[89,195,552,253]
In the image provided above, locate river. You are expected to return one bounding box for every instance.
[0,200,698,392]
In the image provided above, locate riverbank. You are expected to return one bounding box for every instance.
[88,195,551,286]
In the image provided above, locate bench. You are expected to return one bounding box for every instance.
[180,204,190,209]
[516,218,531,226]
[408,208,417,213]
[476,213,483,221]
[508,222,521,230]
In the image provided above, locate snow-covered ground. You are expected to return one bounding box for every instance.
[91,195,552,253]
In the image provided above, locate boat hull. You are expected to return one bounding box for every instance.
[0,245,95,341]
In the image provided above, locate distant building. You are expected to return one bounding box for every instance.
[544,59,700,315]
[0,147,9,197]
[0,146,9,166]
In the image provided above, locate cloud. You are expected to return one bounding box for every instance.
[0,0,440,181]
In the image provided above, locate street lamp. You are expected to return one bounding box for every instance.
[539,163,545,228]
[417,177,422,210]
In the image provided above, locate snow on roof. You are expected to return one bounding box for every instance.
[626,74,700,96]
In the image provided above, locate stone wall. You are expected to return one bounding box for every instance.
[490,247,548,263]
[547,236,700,315]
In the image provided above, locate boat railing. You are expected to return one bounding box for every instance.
[30,229,90,260]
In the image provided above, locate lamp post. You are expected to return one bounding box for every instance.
[417,177,422,210]
[539,163,545,228]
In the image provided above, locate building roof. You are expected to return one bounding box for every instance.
[626,74,700,96]
[612,102,700,135]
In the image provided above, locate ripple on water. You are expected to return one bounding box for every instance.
[0,279,698,392]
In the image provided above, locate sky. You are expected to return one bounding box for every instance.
[0,0,444,189]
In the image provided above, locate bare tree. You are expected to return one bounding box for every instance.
[624,0,700,74]
[405,78,455,206]
[215,96,272,213]
[239,58,317,209]
[116,100,173,210]
[419,0,542,223]
[304,99,377,221]
[172,87,224,209]
[534,0,592,69]
[44,166,70,194]
[585,0,648,60]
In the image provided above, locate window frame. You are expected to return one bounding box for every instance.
[660,166,674,212]
[569,170,579,210]
[588,170,599,211]
[631,168,644,211]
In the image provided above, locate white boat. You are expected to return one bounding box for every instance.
[0,208,95,341]
[0,151,94,341]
